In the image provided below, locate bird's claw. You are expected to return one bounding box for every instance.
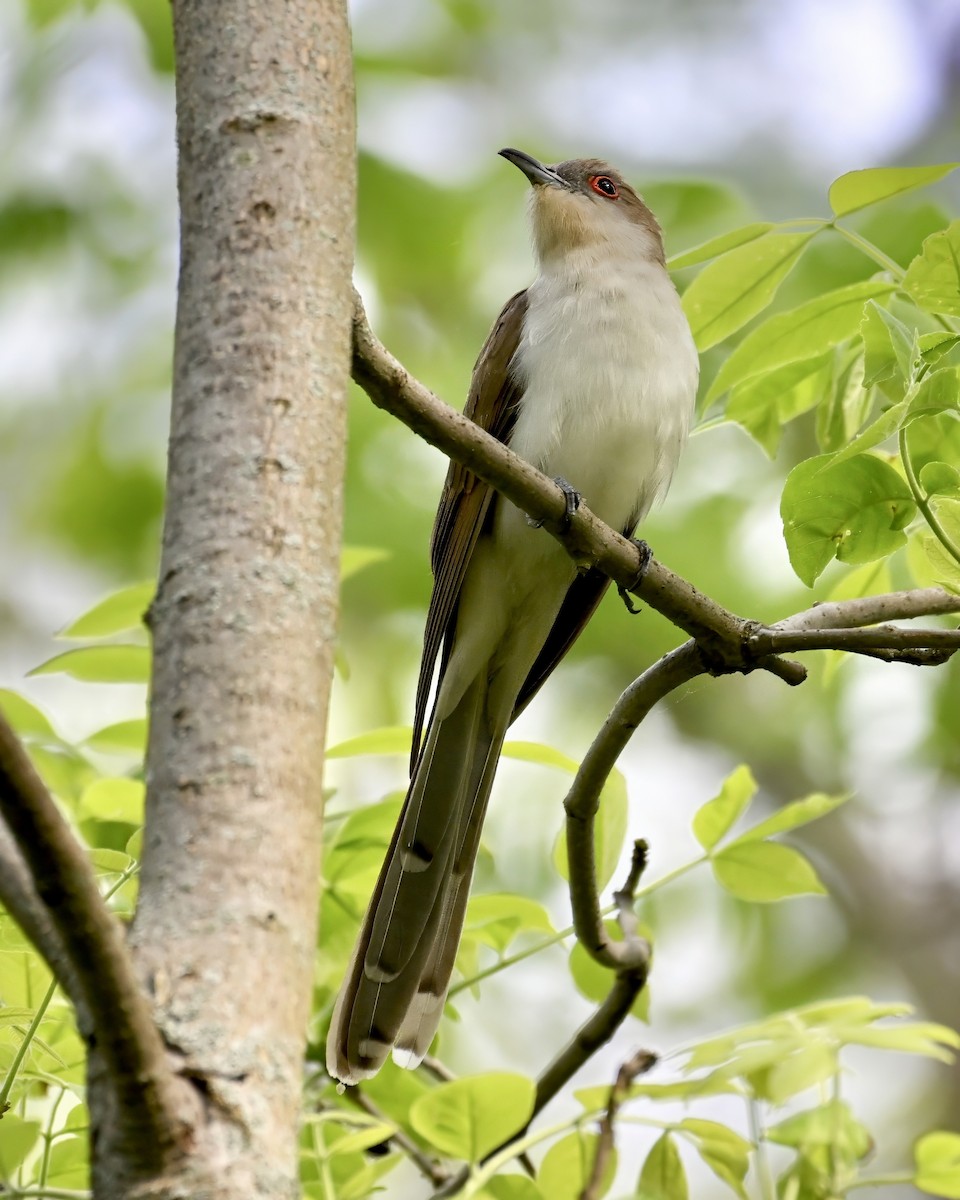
[618,538,652,614]
[528,476,582,531]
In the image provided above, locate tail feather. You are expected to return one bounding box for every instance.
[393,731,504,1064]
[327,675,499,1084]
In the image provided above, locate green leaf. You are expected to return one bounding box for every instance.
[0,1113,41,1175]
[325,1122,396,1157]
[84,718,148,756]
[904,221,960,317]
[816,352,871,454]
[919,530,960,594]
[835,1020,959,1063]
[29,644,151,683]
[502,740,581,773]
[737,792,848,842]
[826,560,891,603]
[637,1132,688,1200]
[539,1132,616,1200]
[909,366,960,420]
[692,764,756,850]
[0,689,57,739]
[919,462,960,498]
[668,222,774,271]
[59,582,154,639]
[916,1131,960,1198]
[574,1077,739,1110]
[681,231,816,351]
[676,1119,751,1199]
[336,1153,402,1200]
[792,995,912,1027]
[325,726,412,759]
[483,1175,546,1200]
[707,280,895,401]
[79,778,145,824]
[829,164,959,217]
[826,399,910,469]
[408,1072,534,1162]
[780,452,917,586]
[768,1101,872,1164]
[712,841,826,902]
[763,1043,837,1104]
[553,771,628,892]
[464,893,554,954]
[860,300,915,387]
[340,545,390,582]
[90,848,135,873]
[726,355,832,457]
[920,331,960,365]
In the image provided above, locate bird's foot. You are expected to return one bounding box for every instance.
[618,538,652,614]
[528,477,581,531]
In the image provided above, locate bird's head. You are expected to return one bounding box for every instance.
[499,147,664,268]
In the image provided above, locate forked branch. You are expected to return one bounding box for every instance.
[0,712,193,1159]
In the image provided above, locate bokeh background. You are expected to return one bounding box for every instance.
[2,0,960,1194]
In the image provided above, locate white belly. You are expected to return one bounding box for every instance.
[508,257,697,535]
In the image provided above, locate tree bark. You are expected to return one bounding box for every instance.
[88,2,355,1195]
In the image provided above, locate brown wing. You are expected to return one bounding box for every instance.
[410,290,528,772]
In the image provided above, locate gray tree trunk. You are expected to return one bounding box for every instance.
[88,2,355,1195]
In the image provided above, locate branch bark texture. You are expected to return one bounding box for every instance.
[96,2,357,1197]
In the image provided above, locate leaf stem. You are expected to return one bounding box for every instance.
[747,1095,776,1200]
[461,1114,596,1197]
[448,923,578,997]
[899,426,960,566]
[0,975,58,1112]
[38,1085,68,1189]
[846,1173,914,1190]
[832,225,904,278]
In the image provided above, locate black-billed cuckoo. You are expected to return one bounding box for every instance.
[327,149,699,1083]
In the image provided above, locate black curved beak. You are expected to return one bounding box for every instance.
[499,148,567,189]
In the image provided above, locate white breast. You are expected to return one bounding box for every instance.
[509,252,698,535]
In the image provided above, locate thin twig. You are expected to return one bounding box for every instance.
[533,842,655,1120]
[345,1085,451,1188]
[580,1048,657,1200]
[780,588,960,630]
[564,646,704,968]
[0,712,192,1157]
[419,1054,458,1083]
[751,625,960,655]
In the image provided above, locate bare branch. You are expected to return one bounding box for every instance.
[778,588,960,631]
[564,645,705,966]
[752,624,960,655]
[0,712,192,1158]
[351,292,802,683]
[580,1048,657,1200]
[533,844,656,1120]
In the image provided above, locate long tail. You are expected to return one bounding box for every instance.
[327,674,506,1083]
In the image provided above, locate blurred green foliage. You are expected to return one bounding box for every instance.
[2,0,960,1197]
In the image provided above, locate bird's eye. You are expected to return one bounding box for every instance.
[589,175,619,199]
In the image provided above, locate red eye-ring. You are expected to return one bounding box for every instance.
[589,175,619,199]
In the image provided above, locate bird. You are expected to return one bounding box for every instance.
[327,148,699,1084]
